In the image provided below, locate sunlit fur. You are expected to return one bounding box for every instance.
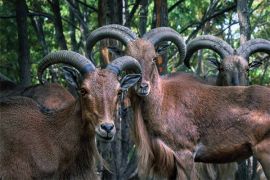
[81,70,120,141]
[126,39,270,179]
[0,70,120,179]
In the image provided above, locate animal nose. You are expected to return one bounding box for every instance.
[100,123,114,133]
[140,83,148,88]
[231,76,239,86]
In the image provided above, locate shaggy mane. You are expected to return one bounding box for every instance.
[132,101,188,179]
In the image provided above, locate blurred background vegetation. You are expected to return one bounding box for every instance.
[0,0,269,86]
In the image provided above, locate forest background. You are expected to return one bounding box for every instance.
[0,0,269,86]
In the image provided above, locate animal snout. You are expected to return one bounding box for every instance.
[140,83,149,88]
[136,81,150,96]
[231,76,240,86]
[100,123,115,133]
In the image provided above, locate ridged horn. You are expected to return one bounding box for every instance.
[143,27,186,66]
[38,50,95,84]
[86,24,137,60]
[237,39,270,60]
[106,56,142,75]
[183,35,234,68]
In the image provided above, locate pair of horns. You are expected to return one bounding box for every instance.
[183,35,270,68]
[38,50,141,84]
[86,24,186,65]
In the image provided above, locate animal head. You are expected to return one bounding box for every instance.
[86,25,186,96]
[183,35,270,86]
[38,51,141,142]
[212,56,249,86]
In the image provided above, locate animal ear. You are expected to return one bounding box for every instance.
[62,66,81,88]
[120,74,141,91]
[208,58,220,68]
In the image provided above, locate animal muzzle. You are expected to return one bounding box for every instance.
[135,82,150,96]
[96,122,116,142]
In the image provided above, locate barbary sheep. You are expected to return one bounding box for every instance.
[86,25,240,179]
[86,26,270,179]
[182,35,270,86]
[0,51,141,179]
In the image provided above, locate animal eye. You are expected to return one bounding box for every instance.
[152,57,157,63]
[80,88,87,96]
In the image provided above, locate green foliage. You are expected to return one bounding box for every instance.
[0,0,269,85]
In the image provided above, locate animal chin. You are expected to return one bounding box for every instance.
[137,88,150,96]
[96,132,114,142]
[95,128,115,142]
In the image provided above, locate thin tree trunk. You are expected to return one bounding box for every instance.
[236,1,253,179]
[68,0,79,52]
[48,0,68,50]
[152,0,168,75]
[98,0,110,67]
[97,1,137,179]
[237,0,251,45]
[66,0,89,42]
[31,17,49,56]
[139,0,148,36]
[15,0,31,86]
[31,16,59,82]
[97,1,127,180]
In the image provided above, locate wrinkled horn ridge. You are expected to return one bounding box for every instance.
[237,39,270,60]
[38,50,95,84]
[143,27,186,66]
[86,25,137,60]
[183,35,234,68]
[105,24,138,39]
[106,56,142,75]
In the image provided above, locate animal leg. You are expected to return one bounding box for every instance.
[252,138,270,179]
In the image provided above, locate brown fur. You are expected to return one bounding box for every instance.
[125,39,270,179]
[0,70,120,179]
[0,82,76,111]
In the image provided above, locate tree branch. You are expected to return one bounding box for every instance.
[186,2,237,41]
[75,0,98,12]
[168,0,185,13]
[125,0,141,26]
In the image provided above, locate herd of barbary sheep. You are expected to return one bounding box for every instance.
[0,25,270,179]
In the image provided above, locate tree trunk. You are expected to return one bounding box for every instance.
[236,1,253,179]
[66,0,89,43]
[68,0,79,52]
[139,0,149,36]
[15,0,31,86]
[97,1,132,180]
[152,0,168,75]
[237,0,251,45]
[98,0,123,67]
[48,0,68,50]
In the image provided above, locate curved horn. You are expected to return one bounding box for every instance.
[38,50,95,84]
[143,27,186,66]
[183,35,234,68]
[86,24,137,60]
[237,39,270,60]
[106,56,141,75]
